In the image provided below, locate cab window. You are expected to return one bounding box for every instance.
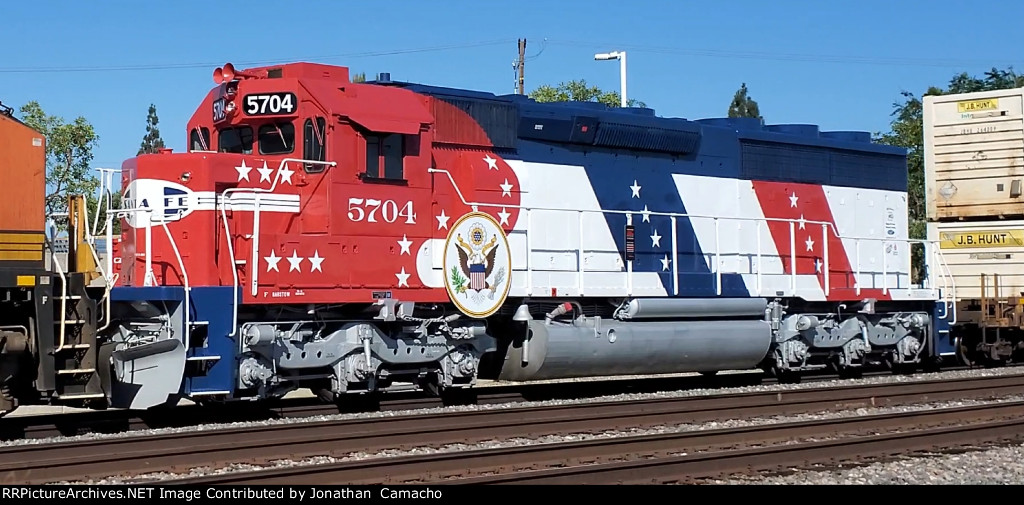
[365,133,405,180]
[303,117,326,173]
[219,126,253,154]
[190,127,210,151]
[259,122,295,155]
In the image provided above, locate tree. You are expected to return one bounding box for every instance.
[874,66,1024,284]
[137,104,165,155]
[529,79,646,108]
[18,101,100,229]
[352,72,367,83]
[727,83,762,120]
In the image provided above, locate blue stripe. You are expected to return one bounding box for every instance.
[392,83,908,192]
[514,141,751,298]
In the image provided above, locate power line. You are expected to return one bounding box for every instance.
[0,40,514,74]
[546,39,1023,69]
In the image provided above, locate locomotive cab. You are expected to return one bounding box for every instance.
[109,62,477,409]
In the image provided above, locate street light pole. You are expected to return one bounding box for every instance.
[594,50,627,107]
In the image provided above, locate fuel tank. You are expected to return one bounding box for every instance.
[497,316,773,381]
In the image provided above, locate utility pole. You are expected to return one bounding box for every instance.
[517,39,526,95]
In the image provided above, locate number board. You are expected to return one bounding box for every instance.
[213,98,227,123]
[243,92,297,116]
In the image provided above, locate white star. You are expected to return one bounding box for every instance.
[257,161,274,183]
[815,258,822,273]
[805,236,815,252]
[397,234,412,255]
[651,229,662,248]
[499,178,514,197]
[641,205,651,223]
[396,267,410,287]
[660,254,671,271]
[308,250,324,272]
[264,249,281,272]
[286,250,303,272]
[277,163,294,185]
[630,179,642,198]
[789,192,799,208]
[234,159,252,182]
[798,214,806,230]
[497,207,511,226]
[436,209,450,230]
[483,154,498,170]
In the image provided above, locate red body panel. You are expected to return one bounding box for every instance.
[119,63,522,306]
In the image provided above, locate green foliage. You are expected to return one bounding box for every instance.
[137,104,165,155]
[18,101,100,229]
[874,66,1024,284]
[529,79,646,108]
[352,72,367,83]
[90,191,123,237]
[727,83,762,120]
[449,266,467,294]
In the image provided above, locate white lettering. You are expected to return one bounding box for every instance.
[348,198,416,224]
[244,93,297,115]
[213,99,226,122]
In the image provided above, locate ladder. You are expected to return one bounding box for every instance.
[52,272,104,402]
[50,195,107,405]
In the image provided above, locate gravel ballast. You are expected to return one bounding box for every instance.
[5,365,1024,448]
[54,392,1024,485]
[708,443,1024,485]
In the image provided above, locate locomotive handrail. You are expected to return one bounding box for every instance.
[428,167,937,247]
[78,174,118,333]
[100,204,193,347]
[45,223,71,354]
[931,244,957,324]
[218,157,337,337]
[429,167,946,300]
[159,217,190,344]
[48,194,114,352]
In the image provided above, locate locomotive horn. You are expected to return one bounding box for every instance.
[214,62,262,84]
[222,63,237,82]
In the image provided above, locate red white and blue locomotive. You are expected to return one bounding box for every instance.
[2,62,959,414]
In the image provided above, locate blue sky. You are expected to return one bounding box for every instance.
[1,0,1022,170]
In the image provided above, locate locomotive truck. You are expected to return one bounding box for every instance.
[0,62,960,416]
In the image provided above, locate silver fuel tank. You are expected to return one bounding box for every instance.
[497,316,773,382]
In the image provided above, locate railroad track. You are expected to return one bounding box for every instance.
[173,398,1024,486]
[0,371,769,441]
[5,372,1024,485]
[0,365,986,442]
[3,366,907,442]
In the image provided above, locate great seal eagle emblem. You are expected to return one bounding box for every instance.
[443,211,512,318]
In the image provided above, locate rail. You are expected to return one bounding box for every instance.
[428,167,954,309]
[218,158,336,337]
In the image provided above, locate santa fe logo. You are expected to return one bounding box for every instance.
[443,211,512,318]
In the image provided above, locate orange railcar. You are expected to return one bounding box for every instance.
[0,104,46,265]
